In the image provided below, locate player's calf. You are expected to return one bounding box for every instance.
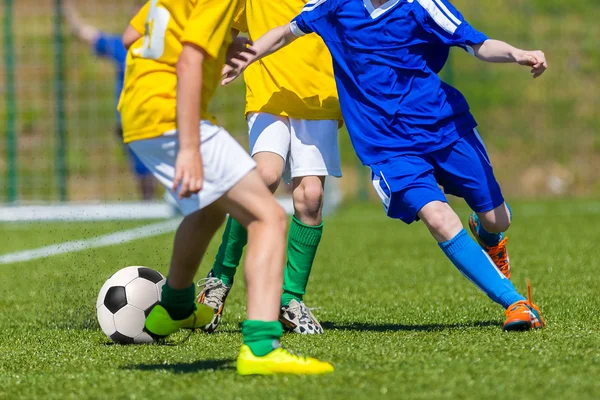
[145,207,224,338]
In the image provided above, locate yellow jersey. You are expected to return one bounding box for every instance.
[235,0,341,122]
[119,0,242,143]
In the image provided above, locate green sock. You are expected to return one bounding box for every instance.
[212,217,247,285]
[281,216,323,306]
[160,280,196,320]
[242,320,283,357]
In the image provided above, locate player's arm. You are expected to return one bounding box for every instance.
[470,40,547,78]
[123,26,142,50]
[173,44,206,198]
[222,24,298,85]
[62,0,100,45]
[123,1,150,50]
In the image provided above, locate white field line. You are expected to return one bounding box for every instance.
[2,200,599,266]
[0,197,300,266]
[0,219,181,265]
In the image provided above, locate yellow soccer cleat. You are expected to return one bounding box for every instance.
[145,304,214,338]
[237,345,334,376]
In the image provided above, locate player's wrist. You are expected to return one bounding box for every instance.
[179,145,200,154]
[511,48,525,63]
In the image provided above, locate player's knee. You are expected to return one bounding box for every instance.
[420,202,462,241]
[267,204,288,235]
[256,164,281,193]
[293,179,324,220]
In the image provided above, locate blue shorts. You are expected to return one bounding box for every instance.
[116,125,152,177]
[369,129,504,224]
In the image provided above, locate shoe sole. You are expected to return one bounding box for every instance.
[237,362,333,376]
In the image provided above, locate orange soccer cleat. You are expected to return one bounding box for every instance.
[469,213,511,279]
[503,279,546,331]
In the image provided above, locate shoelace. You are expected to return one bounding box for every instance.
[488,237,510,272]
[275,347,311,362]
[287,302,318,324]
[196,277,229,309]
[505,279,535,315]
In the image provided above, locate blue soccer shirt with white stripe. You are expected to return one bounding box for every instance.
[291,0,488,164]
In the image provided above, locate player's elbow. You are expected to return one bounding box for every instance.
[122,25,141,50]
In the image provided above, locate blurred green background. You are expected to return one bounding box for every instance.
[1,0,599,203]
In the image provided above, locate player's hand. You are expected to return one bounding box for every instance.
[225,37,256,65]
[222,44,256,86]
[172,149,203,199]
[221,62,248,86]
[516,50,547,78]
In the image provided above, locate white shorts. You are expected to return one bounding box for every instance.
[248,113,342,178]
[129,121,256,216]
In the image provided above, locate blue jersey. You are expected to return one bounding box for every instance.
[93,33,127,124]
[291,0,488,164]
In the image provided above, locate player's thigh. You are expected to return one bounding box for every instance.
[128,122,256,216]
[289,118,341,178]
[248,112,291,161]
[434,129,505,213]
[369,154,447,224]
[253,152,286,189]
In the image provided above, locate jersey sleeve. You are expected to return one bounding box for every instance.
[412,0,488,48]
[130,1,150,34]
[93,33,127,63]
[232,1,248,33]
[181,0,238,58]
[290,0,337,37]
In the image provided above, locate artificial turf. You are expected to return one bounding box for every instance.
[0,201,599,399]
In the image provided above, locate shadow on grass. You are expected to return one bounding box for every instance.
[321,320,500,332]
[122,359,235,373]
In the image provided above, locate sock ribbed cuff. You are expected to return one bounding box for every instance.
[289,216,323,246]
[281,291,302,306]
[160,281,196,320]
[242,320,283,357]
[498,291,526,309]
[438,229,471,256]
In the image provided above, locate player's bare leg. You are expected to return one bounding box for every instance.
[167,205,226,289]
[145,204,226,336]
[215,169,287,322]
[211,168,332,374]
[198,152,285,331]
[418,201,544,330]
[469,203,512,278]
[147,170,286,337]
[278,175,326,334]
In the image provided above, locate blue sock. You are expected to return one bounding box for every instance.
[439,229,524,308]
[472,204,512,247]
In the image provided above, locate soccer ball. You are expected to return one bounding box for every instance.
[96,266,165,344]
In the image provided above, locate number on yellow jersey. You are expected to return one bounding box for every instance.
[140,0,170,60]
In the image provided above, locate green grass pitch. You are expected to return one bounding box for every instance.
[1,201,599,399]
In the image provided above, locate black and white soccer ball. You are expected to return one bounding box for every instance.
[96,266,165,344]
